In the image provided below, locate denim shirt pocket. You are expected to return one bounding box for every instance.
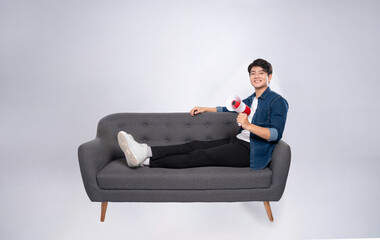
[257,108,270,124]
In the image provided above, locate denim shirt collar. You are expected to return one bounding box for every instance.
[253,87,271,100]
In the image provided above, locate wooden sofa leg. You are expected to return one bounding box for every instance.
[263,201,274,222]
[101,202,108,222]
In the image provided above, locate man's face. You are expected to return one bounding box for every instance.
[249,66,272,90]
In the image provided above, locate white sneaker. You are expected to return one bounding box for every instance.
[117,131,149,168]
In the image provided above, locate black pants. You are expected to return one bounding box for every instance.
[149,137,250,168]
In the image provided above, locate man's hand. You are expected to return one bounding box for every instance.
[190,107,205,116]
[237,113,272,140]
[190,107,217,116]
[237,113,251,129]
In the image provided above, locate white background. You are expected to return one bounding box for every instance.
[1,0,380,239]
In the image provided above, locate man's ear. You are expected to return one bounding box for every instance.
[268,74,273,82]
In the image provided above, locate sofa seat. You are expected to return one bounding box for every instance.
[97,158,272,190]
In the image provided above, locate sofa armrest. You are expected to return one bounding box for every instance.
[268,140,291,198]
[78,138,114,202]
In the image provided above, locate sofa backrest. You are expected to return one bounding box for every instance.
[96,112,240,147]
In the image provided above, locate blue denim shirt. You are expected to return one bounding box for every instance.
[216,87,289,170]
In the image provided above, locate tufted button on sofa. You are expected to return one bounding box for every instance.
[78,112,291,222]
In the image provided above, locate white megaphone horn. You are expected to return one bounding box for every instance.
[226,95,252,126]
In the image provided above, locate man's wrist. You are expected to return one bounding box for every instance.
[246,123,254,132]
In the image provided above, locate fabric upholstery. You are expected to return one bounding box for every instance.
[97,158,272,190]
[96,112,240,147]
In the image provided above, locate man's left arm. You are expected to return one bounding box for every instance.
[238,97,288,141]
[266,97,289,141]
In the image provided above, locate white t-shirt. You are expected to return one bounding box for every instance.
[236,97,258,143]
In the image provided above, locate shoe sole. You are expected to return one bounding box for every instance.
[117,132,139,167]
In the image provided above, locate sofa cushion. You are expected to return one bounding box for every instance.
[97,158,272,190]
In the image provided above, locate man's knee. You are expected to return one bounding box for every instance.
[187,138,230,150]
[186,140,205,150]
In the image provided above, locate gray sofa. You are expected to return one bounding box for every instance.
[78,112,291,222]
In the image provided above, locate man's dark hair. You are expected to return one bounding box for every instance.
[247,58,273,75]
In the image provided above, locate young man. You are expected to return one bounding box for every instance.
[117,58,288,170]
